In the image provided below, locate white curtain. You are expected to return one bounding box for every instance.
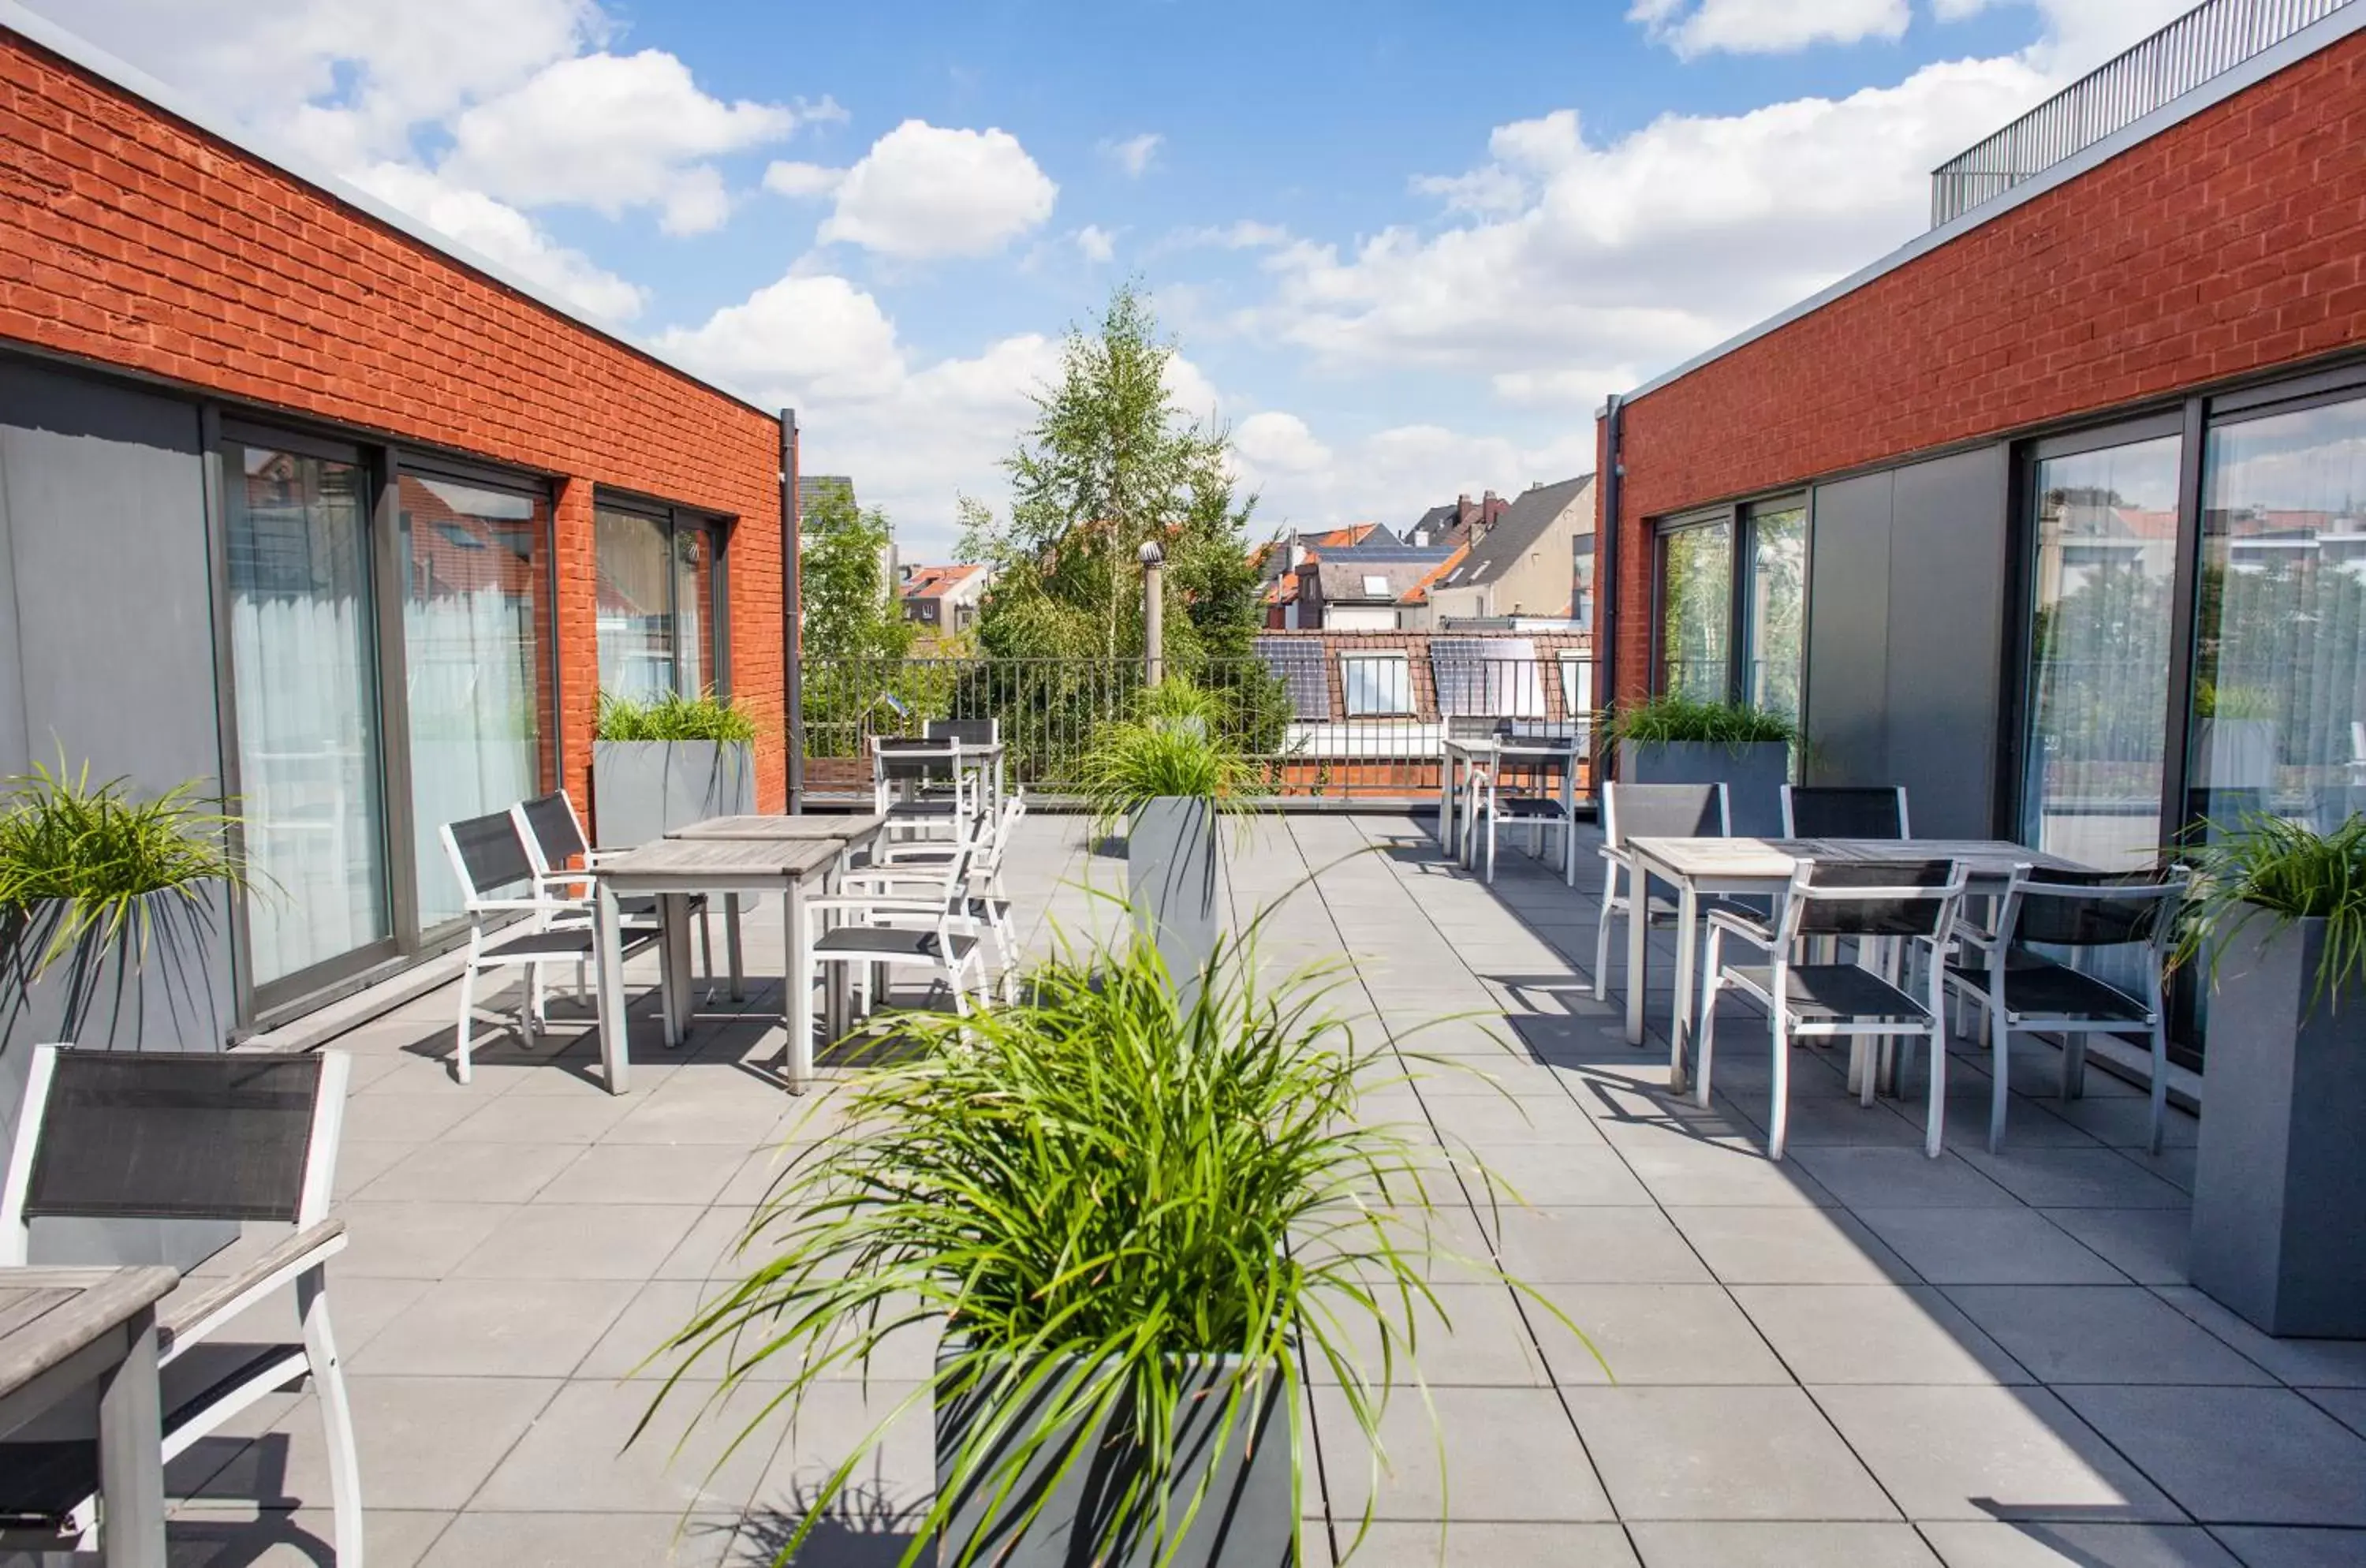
[407,584,539,924]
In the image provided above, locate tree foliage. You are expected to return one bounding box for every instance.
[800,484,914,663]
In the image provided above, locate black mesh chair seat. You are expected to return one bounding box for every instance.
[1944,955,2149,1022]
[1495,794,1569,821]
[813,926,979,962]
[482,926,602,961]
[925,719,998,745]
[886,800,959,819]
[1725,963,1932,1024]
[965,894,1013,921]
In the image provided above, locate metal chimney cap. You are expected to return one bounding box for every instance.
[1138,540,1165,566]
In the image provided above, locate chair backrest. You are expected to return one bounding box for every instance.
[2,1047,350,1263]
[514,791,591,875]
[872,737,960,782]
[441,809,536,906]
[1999,866,2185,950]
[1603,782,1729,850]
[1777,858,1965,944]
[1445,715,1500,741]
[1782,785,1909,839]
[926,718,998,745]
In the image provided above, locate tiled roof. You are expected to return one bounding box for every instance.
[1446,475,1594,588]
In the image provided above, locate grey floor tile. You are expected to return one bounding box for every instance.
[1532,1283,1793,1386]
[442,1088,640,1144]
[2304,1388,2366,1440]
[1812,1384,2183,1522]
[1338,1521,1640,1566]
[1485,1206,1715,1284]
[451,1203,709,1280]
[1788,1147,2018,1208]
[1853,1207,2127,1286]
[1311,1282,1547,1388]
[537,1141,750,1207]
[604,1084,800,1145]
[161,1504,450,1567]
[1942,1286,2274,1386]
[2205,1527,2366,1566]
[1666,1205,1917,1286]
[1733,1285,2029,1385]
[349,1276,640,1377]
[1458,1143,1654,1206]
[339,1093,487,1144]
[332,1140,417,1200]
[354,1140,584,1204]
[2056,1386,2366,1526]
[1599,1129,1842,1208]
[195,1374,559,1513]
[1630,1521,1942,1566]
[1565,1385,1895,1521]
[1314,1383,1613,1521]
[417,1510,743,1567]
[2149,1290,2366,1387]
[334,1199,522,1279]
[1423,1090,1606,1146]
[656,1205,764,1282]
[475,1379,786,1514]
[2047,1096,2203,1150]
[751,1378,935,1533]
[1916,1521,2241,1566]
[1954,1148,2190,1210]
[2039,1209,2192,1286]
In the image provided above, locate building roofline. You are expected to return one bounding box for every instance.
[0,2,778,424]
[1605,1,2366,413]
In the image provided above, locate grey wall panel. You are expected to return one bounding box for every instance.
[1803,469,1893,787]
[0,421,22,783]
[1886,447,2010,838]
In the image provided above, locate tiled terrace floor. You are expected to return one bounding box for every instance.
[63,815,2366,1566]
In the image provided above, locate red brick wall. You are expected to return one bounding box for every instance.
[0,28,789,816]
[1603,28,2366,704]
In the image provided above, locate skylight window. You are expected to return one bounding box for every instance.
[1362,574,1390,596]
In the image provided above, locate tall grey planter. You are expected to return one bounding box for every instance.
[0,889,236,1267]
[592,739,755,849]
[935,1350,1292,1567]
[1620,740,1789,838]
[2189,914,2366,1338]
[1129,797,1218,1004]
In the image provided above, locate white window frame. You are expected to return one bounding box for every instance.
[1340,651,1413,718]
[1558,651,1595,741]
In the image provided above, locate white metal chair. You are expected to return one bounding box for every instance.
[440,808,662,1084]
[1592,782,1751,1002]
[872,737,972,854]
[1465,743,1578,886]
[1944,865,2185,1154]
[510,790,711,1017]
[1696,857,1968,1160]
[801,838,994,1020]
[0,1047,362,1562]
[846,791,1028,999]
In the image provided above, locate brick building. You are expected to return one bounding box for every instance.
[0,9,793,1026]
[1593,0,2366,1066]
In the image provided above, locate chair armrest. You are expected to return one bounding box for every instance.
[1705,907,1776,950]
[159,1219,348,1361]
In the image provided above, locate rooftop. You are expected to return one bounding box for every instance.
[155,812,2366,1566]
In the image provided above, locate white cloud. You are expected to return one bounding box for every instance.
[1942,0,2200,79]
[764,160,846,199]
[1102,133,1163,177]
[654,272,903,401]
[1230,414,1596,534]
[349,160,647,321]
[442,50,817,234]
[1632,0,1911,58]
[1233,413,1333,476]
[1074,225,1118,263]
[818,121,1058,259]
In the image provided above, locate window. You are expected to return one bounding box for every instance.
[224,442,391,987]
[1658,515,1733,700]
[2022,431,2183,870]
[1558,651,1595,739]
[1362,574,1391,597]
[1745,498,1806,723]
[1571,536,1596,632]
[400,471,554,926]
[1341,652,1412,716]
[596,504,723,701]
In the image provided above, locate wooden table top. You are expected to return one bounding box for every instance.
[1625,835,2091,880]
[595,835,847,886]
[668,812,886,842]
[0,1266,177,1402]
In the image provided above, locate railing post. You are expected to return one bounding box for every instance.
[1140,539,1165,687]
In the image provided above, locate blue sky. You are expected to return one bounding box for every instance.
[43,0,2189,558]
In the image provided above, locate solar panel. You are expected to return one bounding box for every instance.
[1255,637,1329,720]
[1431,637,1545,719]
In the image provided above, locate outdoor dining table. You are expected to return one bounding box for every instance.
[1437,731,1584,864]
[592,813,885,1094]
[0,1264,180,1566]
[1620,835,2092,1096]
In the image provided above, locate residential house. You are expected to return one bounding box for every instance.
[1287,542,1460,630]
[900,562,992,641]
[1405,491,1508,548]
[1257,521,1398,626]
[1425,475,1596,625]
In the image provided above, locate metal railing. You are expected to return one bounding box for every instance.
[796,655,1597,802]
[1929,0,2353,226]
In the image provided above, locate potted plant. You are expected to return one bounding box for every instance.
[2179,812,2366,1338]
[592,689,759,849]
[642,933,1576,1565]
[1077,678,1263,996]
[2191,680,2279,793]
[1610,696,1797,838]
[0,763,244,1253]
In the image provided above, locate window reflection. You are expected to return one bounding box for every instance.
[1746,501,1806,724]
[596,506,718,702]
[1659,521,1733,701]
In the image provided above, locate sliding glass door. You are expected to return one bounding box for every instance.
[2021,431,2184,870]
[225,440,393,987]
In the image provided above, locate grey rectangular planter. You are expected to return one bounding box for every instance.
[1619,740,1790,838]
[1,890,237,1268]
[2189,914,2366,1338]
[592,739,755,849]
[1129,797,1218,1004]
[935,1351,1292,1566]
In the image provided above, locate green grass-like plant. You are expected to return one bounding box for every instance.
[1609,695,1798,748]
[640,931,1575,1566]
[1077,686,1265,834]
[1132,673,1231,734]
[595,689,759,743]
[2174,812,2366,1011]
[0,761,246,976]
